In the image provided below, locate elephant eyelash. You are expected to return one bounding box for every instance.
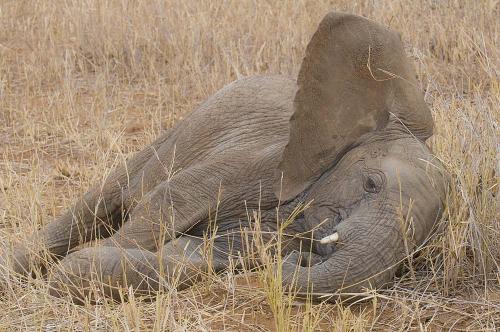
[365,177,378,192]
[363,172,384,193]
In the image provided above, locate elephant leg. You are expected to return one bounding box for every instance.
[48,236,226,303]
[2,132,173,276]
[97,182,173,251]
[99,164,228,252]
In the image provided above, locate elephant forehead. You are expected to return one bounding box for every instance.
[305,138,434,197]
[380,153,441,192]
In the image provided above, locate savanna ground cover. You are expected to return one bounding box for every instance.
[0,0,498,330]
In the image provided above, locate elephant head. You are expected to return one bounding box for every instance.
[275,13,447,297]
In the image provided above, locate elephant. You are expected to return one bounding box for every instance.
[1,12,448,303]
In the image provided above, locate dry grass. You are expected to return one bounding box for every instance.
[0,0,498,330]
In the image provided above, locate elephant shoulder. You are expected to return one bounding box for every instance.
[195,75,297,121]
[172,75,296,160]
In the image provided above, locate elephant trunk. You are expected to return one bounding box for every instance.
[282,202,411,298]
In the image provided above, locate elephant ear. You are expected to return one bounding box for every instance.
[275,12,433,200]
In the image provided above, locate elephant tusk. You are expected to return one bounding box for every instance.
[320,232,339,244]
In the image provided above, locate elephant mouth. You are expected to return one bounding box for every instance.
[306,211,346,258]
[313,230,339,258]
[300,196,365,259]
[287,225,341,268]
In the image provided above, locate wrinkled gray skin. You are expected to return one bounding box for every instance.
[1,12,447,302]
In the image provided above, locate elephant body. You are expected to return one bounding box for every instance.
[1,12,448,302]
[100,75,299,251]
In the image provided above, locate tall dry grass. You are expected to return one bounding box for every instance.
[0,0,498,330]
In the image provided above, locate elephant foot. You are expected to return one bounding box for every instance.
[0,244,43,279]
[48,246,163,303]
[47,237,225,304]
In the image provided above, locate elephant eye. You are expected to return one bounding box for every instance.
[363,172,383,193]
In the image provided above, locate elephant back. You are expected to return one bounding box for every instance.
[127,75,298,208]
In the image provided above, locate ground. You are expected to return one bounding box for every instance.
[0,0,498,331]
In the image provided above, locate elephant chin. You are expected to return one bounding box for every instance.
[280,211,405,300]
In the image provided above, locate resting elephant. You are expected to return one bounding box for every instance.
[1,12,447,302]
